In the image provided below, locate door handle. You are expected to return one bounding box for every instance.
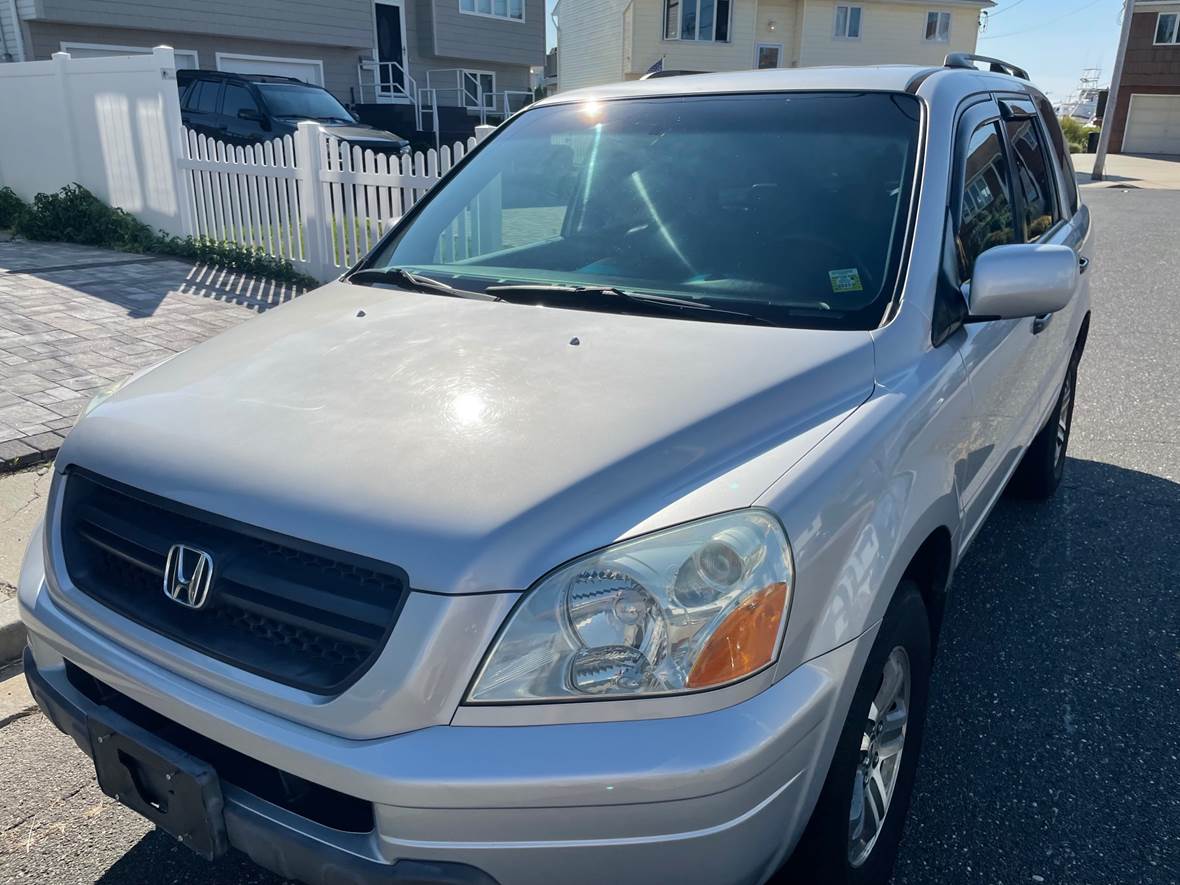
[1032,313,1052,334]
[1078,256,1090,274]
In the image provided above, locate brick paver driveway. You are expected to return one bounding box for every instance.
[0,240,305,469]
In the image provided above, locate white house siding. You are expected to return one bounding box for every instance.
[798,1,982,68]
[557,0,629,91]
[627,0,759,76]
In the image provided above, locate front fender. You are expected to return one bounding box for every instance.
[763,336,969,674]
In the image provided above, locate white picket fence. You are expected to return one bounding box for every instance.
[176,121,487,282]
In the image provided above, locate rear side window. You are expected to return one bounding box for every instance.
[959,122,1016,277]
[1004,111,1059,240]
[186,80,221,114]
[1034,95,1080,216]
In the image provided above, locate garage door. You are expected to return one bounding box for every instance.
[215,53,324,86]
[1123,94,1180,155]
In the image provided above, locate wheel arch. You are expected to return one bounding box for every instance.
[898,526,954,652]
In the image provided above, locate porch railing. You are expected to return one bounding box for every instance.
[355,59,418,108]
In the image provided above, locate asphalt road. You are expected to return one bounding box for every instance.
[1,186,1178,885]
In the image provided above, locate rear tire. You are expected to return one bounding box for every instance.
[1009,355,1078,500]
[774,583,931,885]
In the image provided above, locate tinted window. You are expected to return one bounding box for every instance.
[256,84,353,122]
[1035,94,1079,216]
[366,93,922,330]
[187,80,221,114]
[222,83,260,118]
[1005,111,1058,240]
[959,122,1015,278]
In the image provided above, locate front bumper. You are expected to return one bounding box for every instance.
[21,531,876,885]
[24,646,493,885]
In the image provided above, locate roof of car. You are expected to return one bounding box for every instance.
[535,64,1027,107]
[177,69,312,86]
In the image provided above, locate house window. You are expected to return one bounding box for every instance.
[460,0,524,22]
[664,0,679,39]
[925,11,951,42]
[834,5,862,40]
[1156,13,1179,45]
[663,0,731,42]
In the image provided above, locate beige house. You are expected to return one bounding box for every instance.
[556,0,993,92]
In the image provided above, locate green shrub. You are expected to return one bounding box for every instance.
[1059,116,1099,155]
[16,183,157,250]
[7,183,315,287]
[0,186,27,229]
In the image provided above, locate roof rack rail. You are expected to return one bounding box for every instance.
[944,53,1029,81]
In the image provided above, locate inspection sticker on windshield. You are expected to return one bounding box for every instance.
[829,268,864,294]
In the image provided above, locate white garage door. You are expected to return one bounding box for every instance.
[215,53,324,86]
[1123,94,1180,155]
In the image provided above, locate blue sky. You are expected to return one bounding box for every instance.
[544,0,1126,103]
[978,0,1126,102]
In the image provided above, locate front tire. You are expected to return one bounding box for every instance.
[775,583,931,885]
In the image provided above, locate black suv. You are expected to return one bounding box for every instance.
[177,70,410,153]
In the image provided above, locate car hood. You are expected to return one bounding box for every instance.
[60,282,876,593]
[326,124,407,144]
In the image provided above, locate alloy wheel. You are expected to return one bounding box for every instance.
[848,647,911,867]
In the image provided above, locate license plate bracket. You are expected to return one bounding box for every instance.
[87,706,228,860]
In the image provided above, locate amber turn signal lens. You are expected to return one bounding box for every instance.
[687,582,789,689]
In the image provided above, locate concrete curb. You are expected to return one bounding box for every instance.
[0,446,59,478]
[0,598,26,665]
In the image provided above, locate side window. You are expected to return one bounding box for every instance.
[958,122,1016,278]
[190,80,221,114]
[222,83,261,118]
[181,80,201,110]
[1004,110,1059,241]
[1034,94,1079,216]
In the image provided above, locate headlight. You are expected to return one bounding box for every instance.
[467,510,793,703]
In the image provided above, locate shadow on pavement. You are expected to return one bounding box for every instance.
[895,457,1179,883]
[95,829,283,884]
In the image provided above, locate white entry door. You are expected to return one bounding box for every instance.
[1123,94,1180,155]
[755,43,783,69]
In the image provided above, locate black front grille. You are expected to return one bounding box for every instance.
[59,469,410,695]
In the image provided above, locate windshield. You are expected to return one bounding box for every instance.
[257,84,355,121]
[364,92,922,329]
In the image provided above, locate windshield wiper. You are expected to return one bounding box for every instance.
[348,268,493,300]
[484,284,780,327]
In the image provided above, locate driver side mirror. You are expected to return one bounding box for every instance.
[965,244,1078,320]
[237,108,268,128]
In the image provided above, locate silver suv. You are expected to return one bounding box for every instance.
[19,55,1090,885]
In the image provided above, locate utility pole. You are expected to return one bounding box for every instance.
[1092,0,1134,181]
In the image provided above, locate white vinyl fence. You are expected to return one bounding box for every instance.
[0,45,495,283]
[176,123,485,282]
[0,47,190,236]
